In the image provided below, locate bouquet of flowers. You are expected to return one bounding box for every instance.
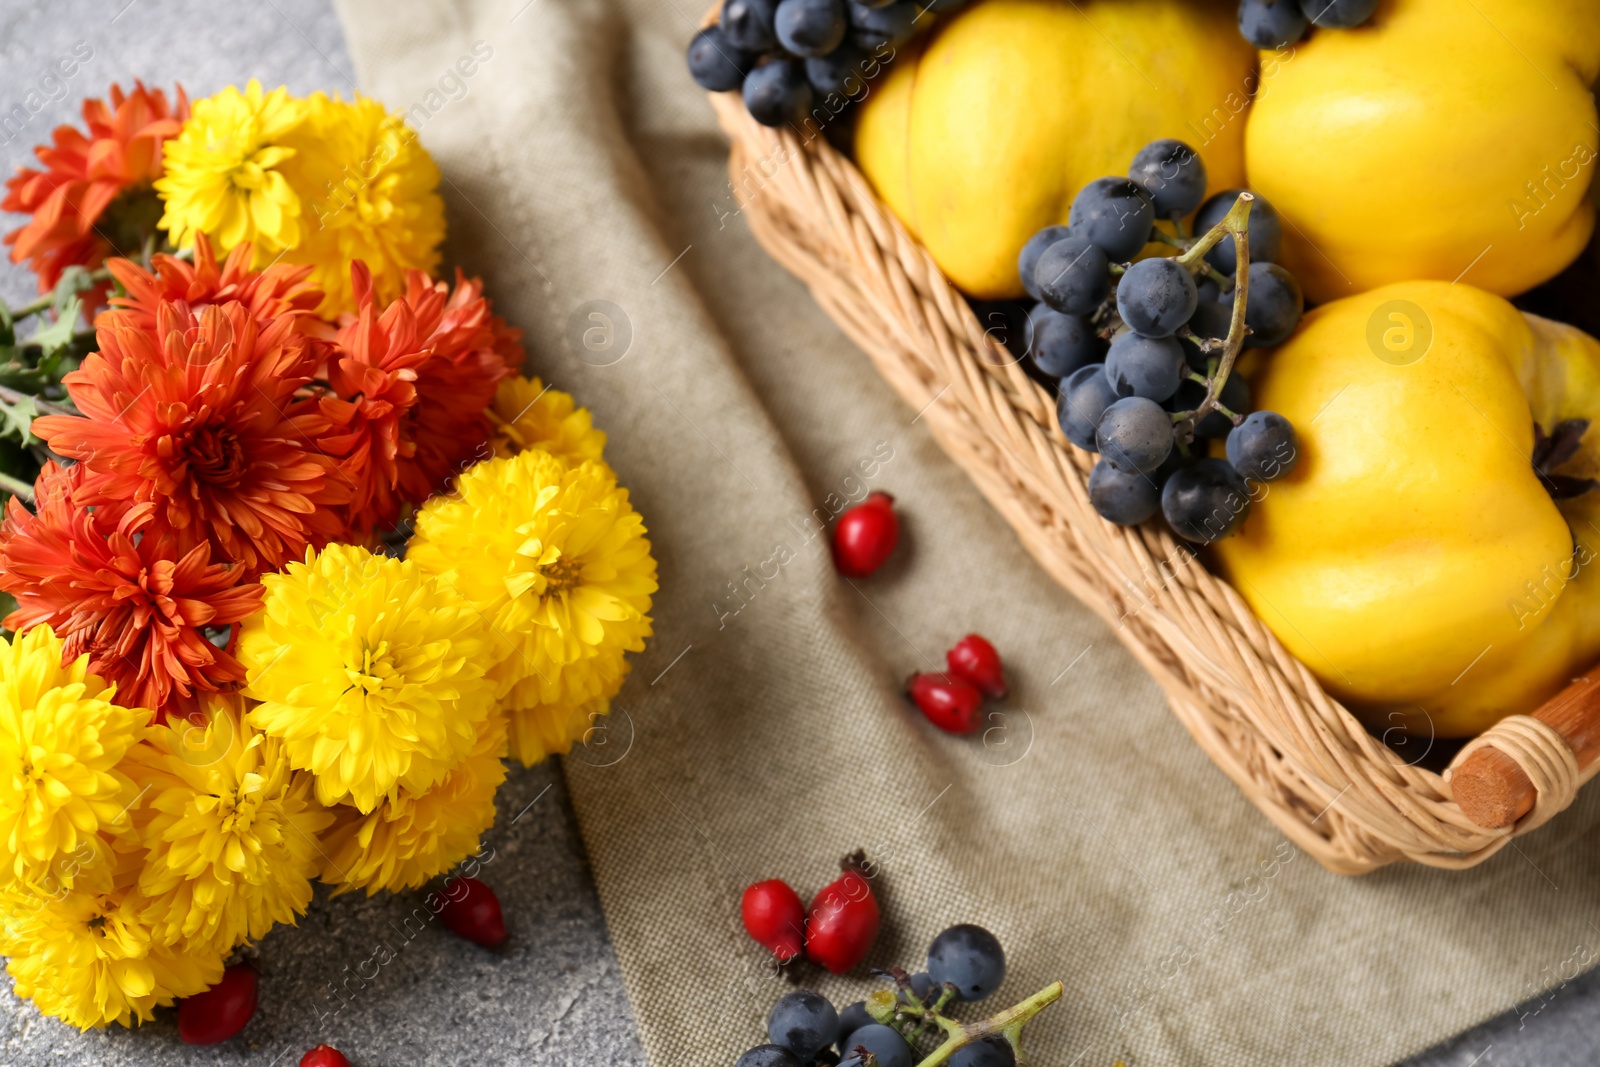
[0,80,656,1031]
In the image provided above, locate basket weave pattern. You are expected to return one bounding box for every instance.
[705,79,1587,873]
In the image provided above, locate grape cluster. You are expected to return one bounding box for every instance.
[736,924,1040,1066]
[1236,0,1379,49]
[1016,139,1304,544]
[688,0,962,128]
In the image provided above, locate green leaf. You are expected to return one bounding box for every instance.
[52,265,94,310]
[0,393,38,446]
[29,296,80,360]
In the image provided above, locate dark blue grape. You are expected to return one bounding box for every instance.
[847,1,918,49]
[1194,191,1282,275]
[1117,257,1198,338]
[1069,177,1154,261]
[951,1036,1017,1067]
[1238,0,1309,48]
[927,924,1006,1002]
[1299,0,1379,28]
[909,971,938,1002]
[1228,262,1303,347]
[1128,139,1208,218]
[1188,300,1233,343]
[1027,305,1104,379]
[1105,332,1184,402]
[776,0,847,57]
[1034,237,1109,316]
[806,43,869,95]
[1097,397,1174,475]
[722,0,781,51]
[1227,410,1299,482]
[1018,225,1072,300]
[836,1001,875,1049]
[1057,365,1119,451]
[737,1045,803,1067]
[1178,334,1208,373]
[1089,459,1161,525]
[1169,375,1250,438]
[1162,458,1250,542]
[841,1024,915,1067]
[768,990,838,1061]
[1196,276,1220,303]
[972,300,1034,362]
[688,27,757,92]
[743,61,814,127]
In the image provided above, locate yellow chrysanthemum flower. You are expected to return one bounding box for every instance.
[408,452,657,721]
[0,625,145,890]
[125,695,332,956]
[508,696,613,769]
[490,376,607,465]
[239,543,495,814]
[284,92,445,314]
[0,850,223,1030]
[155,85,445,315]
[155,80,309,263]
[319,711,507,895]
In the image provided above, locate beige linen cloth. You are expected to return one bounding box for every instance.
[336,2,1600,1063]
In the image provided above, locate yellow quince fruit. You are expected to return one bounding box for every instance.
[1214,280,1600,738]
[1244,0,1600,304]
[854,0,1256,299]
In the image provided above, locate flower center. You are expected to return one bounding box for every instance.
[542,557,583,597]
[218,785,262,834]
[186,426,247,487]
[346,641,395,696]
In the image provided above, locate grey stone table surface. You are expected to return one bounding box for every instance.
[0,1,1592,1064]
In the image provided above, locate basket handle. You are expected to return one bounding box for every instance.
[1450,671,1600,829]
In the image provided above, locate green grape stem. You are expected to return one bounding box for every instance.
[1172,192,1254,440]
[1148,228,1187,251]
[869,981,1064,1067]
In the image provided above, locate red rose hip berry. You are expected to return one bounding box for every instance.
[300,1046,351,1067]
[832,492,900,578]
[907,672,984,734]
[806,857,880,974]
[178,963,258,1045]
[946,634,1007,699]
[741,878,807,960]
[440,877,509,947]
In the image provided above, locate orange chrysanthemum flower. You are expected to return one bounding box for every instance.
[393,269,520,502]
[103,233,322,334]
[33,300,350,574]
[316,263,428,535]
[2,82,187,292]
[0,463,262,714]
[311,267,518,536]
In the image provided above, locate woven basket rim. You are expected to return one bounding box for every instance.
[698,3,1585,872]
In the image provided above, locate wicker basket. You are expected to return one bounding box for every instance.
[702,33,1596,873]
